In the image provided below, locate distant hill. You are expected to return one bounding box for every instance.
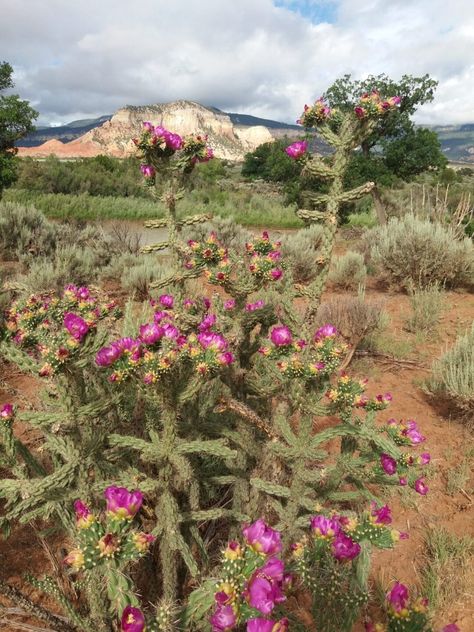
[426,124,474,163]
[17,104,474,163]
[19,109,300,149]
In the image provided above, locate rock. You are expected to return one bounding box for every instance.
[17,100,275,161]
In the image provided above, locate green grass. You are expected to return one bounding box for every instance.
[420,527,474,612]
[4,187,304,228]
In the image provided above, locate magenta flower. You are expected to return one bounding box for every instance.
[380,453,397,475]
[247,619,289,632]
[219,352,235,366]
[370,503,392,525]
[390,96,402,106]
[242,519,282,556]
[331,532,361,561]
[246,300,265,312]
[95,345,122,367]
[285,140,308,159]
[140,164,155,178]
[162,323,179,339]
[159,294,174,309]
[104,486,143,519]
[0,403,14,420]
[224,299,235,310]
[210,605,237,631]
[270,325,292,347]
[399,476,408,486]
[271,268,283,280]
[142,121,154,132]
[139,323,164,345]
[198,332,228,351]
[246,558,286,615]
[403,420,426,445]
[414,478,429,495]
[310,514,340,538]
[442,625,460,632]
[154,125,166,137]
[199,314,217,331]
[164,132,183,150]
[63,312,89,341]
[418,452,431,465]
[121,606,145,632]
[76,286,91,300]
[354,106,366,119]
[314,324,337,341]
[387,582,409,612]
[73,500,94,529]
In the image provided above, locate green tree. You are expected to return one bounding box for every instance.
[324,74,440,222]
[383,127,447,179]
[242,137,303,183]
[0,61,38,198]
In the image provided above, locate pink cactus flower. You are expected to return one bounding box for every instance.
[354,106,366,119]
[270,325,292,347]
[198,332,228,351]
[121,606,145,632]
[314,324,337,341]
[414,478,429,495]
[104,486,143,519]
[246,300,265,312]
[73,500,94,529]
[95,345,122,367]
[140,164,155,178]
[224,299,236,310]
[219,352,235,366]
[270,268,283,280]
[387,582,409,612]
[210,605,237,631]
[418,452,431,465]
[139,323,164,345]
[285,140,308,159]
[242,519,282,556]
[63,312,89,341]
[370,503,392,525]
[0,403,14,420]
[331,532,361,561]
[310,514,341,538]
[246,558,286,614]
[380,453,397,475]
[199,314,217,331]
[442,625,460,632]
[159,294,174,309]
[142,122,154,132]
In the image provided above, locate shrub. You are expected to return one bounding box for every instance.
[315,293,387,351]
[328,251,367,290]
[427,323,474,421]
[16,246,105,293]
[405,284,445,335]
[0,201,57,260]
[120,257,172,300]
[281,225,324,283]
[182,215,252,251]
[367,215,474,288]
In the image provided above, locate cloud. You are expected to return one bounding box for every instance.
[1,0,473,125]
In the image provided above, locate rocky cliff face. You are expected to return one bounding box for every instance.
[18,101,274,161]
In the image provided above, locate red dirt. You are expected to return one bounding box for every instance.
[0,284,473,631]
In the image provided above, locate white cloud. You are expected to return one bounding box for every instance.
[1,0,473,125]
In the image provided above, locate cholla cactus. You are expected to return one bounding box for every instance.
[286,92,400,314]
[366,582,460,632]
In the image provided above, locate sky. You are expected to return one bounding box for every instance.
[1,0,473,127]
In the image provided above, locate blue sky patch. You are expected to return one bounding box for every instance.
[274,0,338,24]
